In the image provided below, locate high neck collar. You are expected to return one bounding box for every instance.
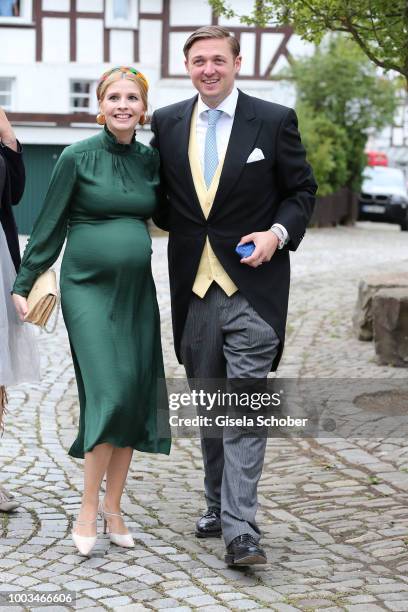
[101,125,136,153]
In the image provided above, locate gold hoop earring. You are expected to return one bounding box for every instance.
[96,113,106,125]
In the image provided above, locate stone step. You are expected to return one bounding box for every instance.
[353,271,408,341]
[373,287,408,367]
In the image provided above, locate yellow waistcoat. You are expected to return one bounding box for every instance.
[189,104,238,298]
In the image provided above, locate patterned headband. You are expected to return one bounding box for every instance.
[97,66,149,98]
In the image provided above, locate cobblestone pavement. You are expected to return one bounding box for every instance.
[1,222,407,611]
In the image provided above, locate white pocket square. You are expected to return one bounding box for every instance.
[246,148,265,163]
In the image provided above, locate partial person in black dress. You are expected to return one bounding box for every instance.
[0,107,40,512]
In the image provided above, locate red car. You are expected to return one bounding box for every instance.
[366,151,388,167]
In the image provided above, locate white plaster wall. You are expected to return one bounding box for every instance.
[260,33,284,75]
[76,18,104,63]
[109,29,134,64]
[77,0,104,11]
[169,0,211,26]
[270,54,290,76]
[139,19,162,70]
[15,69,48,113]
[42,18,70,63]
[42,0,70,11]
[169,31,191,75]
[24,64,71,113]
[239,32,256,76]
[0,28,35,63]
[140,0,162,12]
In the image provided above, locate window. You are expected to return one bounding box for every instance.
[0,0,19,17]
[113,0,128,19]
[0,0,32,23]
[70,80,98,114]
[105,0,138,29]
[0,78,14,111]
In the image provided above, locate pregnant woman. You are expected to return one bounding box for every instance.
[12,67,170,555]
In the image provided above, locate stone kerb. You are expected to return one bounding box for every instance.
[353,271,408,340]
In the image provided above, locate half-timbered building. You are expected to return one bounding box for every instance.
[1,0,405,230]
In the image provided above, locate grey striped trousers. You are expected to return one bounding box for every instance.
[180,284,280,545]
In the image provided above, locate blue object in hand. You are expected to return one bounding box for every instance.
[235,241,256,258]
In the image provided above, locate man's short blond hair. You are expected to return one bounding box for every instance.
[183,26,240,59]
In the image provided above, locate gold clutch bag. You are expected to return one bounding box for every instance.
[26,269,58,330]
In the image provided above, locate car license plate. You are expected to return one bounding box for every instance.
[362,204,386,214]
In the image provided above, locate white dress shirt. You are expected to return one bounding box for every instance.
[196,87,238,171]
[195,87,289,246]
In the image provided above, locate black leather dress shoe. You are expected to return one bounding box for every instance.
[195,507,222,538]
[225,534,267,565]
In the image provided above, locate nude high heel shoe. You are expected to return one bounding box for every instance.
[99,502,134,548]
[72,518,97,556]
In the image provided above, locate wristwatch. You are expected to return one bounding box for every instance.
[270,226,285,250]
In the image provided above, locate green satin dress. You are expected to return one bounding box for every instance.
[13,126,171,458]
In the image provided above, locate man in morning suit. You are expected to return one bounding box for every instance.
[151,26,317,566]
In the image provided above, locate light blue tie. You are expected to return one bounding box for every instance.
[204,109,223,188]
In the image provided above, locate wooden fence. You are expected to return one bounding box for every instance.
[310,187,358,227]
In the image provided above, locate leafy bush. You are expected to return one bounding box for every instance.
[296,103,348,196]
[291,36,397,193]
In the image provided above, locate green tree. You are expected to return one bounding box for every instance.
[296,103,348,196]
[209,0,408,85]
[290,37,396,191]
